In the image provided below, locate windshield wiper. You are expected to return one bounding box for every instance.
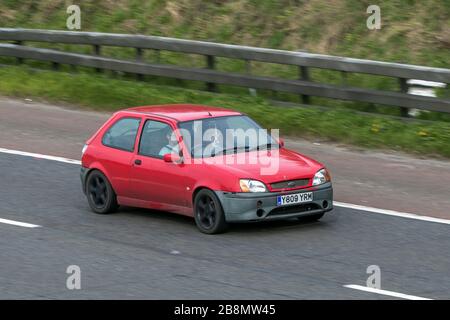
[251,143,277,151]
[211,145,250,157]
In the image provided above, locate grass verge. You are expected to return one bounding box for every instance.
[1,66,450,158]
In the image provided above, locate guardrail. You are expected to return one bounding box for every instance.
[0,28,449,114]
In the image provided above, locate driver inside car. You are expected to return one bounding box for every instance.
[159,130,180,156]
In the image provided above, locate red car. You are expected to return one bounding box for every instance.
[81,104,333,234]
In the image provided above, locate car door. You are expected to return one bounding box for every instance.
[129,118,189,208]
[97,116,142,198]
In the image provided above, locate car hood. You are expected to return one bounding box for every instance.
[202,147,323,185]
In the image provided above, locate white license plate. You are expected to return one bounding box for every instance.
[277,192,313,206]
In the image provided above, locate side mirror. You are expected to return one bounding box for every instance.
[278,138,285,148]
[163,153,182,164]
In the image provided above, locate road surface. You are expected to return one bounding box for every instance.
[0,97,449,299]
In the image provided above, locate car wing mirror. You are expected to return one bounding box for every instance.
[278,137,285,148]
[163,152,183,164]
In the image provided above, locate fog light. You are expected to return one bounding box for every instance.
[323,200,328,209]
[256,209,265,217]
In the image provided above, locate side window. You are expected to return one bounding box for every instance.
[139,120,178,158]
[102,117,141,152]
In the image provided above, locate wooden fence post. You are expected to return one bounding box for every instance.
[136,47,143,80]
[299,66,310,104]
[399,78,409,117]
[93,44,101,73]
[206,55,217,92]
[14,40,23,64]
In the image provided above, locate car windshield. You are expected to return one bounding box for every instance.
[178,115,278,158]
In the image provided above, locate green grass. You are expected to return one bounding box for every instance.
[1,65,450,158]
[2,0,448,66]
[1,0,449,118]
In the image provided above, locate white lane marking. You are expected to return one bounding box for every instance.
[0,147,81,165]
[1,147,450,226]
[334,201,450,225]
[0,217,41,228]
[344,284,432,300]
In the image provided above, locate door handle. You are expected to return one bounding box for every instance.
[134,159,142,165]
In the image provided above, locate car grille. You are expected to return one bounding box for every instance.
[270,178,310,190]
[268,203,321,216]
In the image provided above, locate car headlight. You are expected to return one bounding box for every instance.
[239,179,267,192]
[312,168,331,186]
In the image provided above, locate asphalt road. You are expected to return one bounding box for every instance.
[1,152,449,299]
[1,97,450,218]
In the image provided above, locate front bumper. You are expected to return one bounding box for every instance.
[215,182,333,222]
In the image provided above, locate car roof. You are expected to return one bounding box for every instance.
[123,104,242,122]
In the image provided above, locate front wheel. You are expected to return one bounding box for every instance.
[194,189,228,234]
[86,170,118,214]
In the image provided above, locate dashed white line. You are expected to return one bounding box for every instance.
[334,201,450,225]
[1,147,449,226]
[344,284,432,300]
[0,147,81,165]
[0,217,41,228]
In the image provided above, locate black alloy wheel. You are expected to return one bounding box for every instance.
[194,189,228,234]
[86,170,118,214]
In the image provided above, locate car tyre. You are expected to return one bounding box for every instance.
[194,189,228,234]
[86,170,118,214]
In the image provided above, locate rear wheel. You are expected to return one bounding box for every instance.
[86,170,118,214]
[297,212,324,222]
[194,189,228,234]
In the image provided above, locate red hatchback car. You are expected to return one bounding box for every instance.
[81,104,333,234]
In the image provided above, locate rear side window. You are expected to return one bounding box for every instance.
[102,117,141,152]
